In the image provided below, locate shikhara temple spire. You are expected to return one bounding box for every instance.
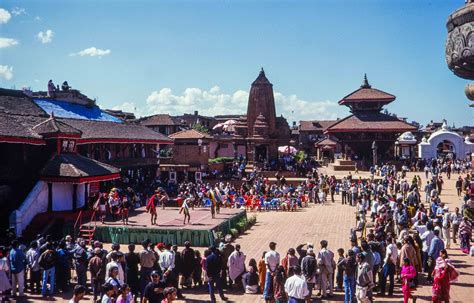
[361,73,371,89]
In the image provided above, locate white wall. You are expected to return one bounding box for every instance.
[419,130,474,160]
[10,181,48,236]
[52,183,73,211]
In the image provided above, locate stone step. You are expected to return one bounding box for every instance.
[336,160,356,165]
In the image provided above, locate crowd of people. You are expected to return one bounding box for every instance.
[0,157,472,303]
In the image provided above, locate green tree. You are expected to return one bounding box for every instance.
[192,123,209,134]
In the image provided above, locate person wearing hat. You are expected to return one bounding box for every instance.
[88,247,105,302]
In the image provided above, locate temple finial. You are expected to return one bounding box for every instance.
[361,73,371,88]
[260,67,265,76]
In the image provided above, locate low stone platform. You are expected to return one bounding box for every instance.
[87,207,246,247]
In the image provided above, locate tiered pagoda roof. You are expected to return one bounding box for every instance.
[326,75,417,134]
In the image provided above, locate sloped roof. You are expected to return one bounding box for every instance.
[0,89,47,116]
[33,98,122,122]
[41,154,120,181]
[339,88,395,105]
[139,114,178,126]
[338,75,395,105]
[0,113,45,144]
[61,119,172,143]
[32,115,82,136]
[315,138,338,146]
[325,112,418,133]
[169,129,212,140]
[299,120,337,132]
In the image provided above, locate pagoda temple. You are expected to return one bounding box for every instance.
[325,75,417,166]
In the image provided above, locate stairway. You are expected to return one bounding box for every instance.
[74,210,97,244]
[79,225,96,245]
[329,159,357,171]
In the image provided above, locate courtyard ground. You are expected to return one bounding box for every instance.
[17,168,473,303]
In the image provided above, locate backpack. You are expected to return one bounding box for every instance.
[39,250,55,268]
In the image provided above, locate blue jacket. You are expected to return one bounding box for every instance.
[9,248,26,274]
[428,236,445,259]
[205,252,222,277]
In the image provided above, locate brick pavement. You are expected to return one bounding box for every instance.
[22,170,473,303]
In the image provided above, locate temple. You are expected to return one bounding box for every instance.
[233,68,290,164]
[325,75,417,166]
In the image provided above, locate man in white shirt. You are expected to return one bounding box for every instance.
[105,252,124,282]
[227,244,246,289]
[379,236,397,296]
[159,244,175,274]
[420,222,435,273]
[284,265,309,303]
[442,206,451,249]
[451,207,463,244]
[263,242,280,300]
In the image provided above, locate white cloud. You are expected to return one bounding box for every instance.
[112,86,341,121]
[70,47,111,57]
[0,37,18,48]
[11,7,26,16]
[34,16,41,21]
[0,65,13,80]
[274,92,342,121]
[0,8,11,24]
[37,29,54,44]
[111,102,145,118]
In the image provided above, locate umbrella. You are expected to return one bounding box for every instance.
[222,120,237,132]
[224,119,237,125]
[212,123,224,130]
[278,145,297,154]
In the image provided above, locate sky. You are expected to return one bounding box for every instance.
[0,0,472,127]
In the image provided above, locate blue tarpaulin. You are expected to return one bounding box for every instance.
[33,98,122,123]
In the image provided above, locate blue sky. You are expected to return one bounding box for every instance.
[0,0,472,127]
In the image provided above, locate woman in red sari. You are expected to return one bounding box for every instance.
[432,249,459,303]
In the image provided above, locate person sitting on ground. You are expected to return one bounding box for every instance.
[69,285,86,303]
[242,263,259,294]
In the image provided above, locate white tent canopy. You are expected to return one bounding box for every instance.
[278,145,297,154]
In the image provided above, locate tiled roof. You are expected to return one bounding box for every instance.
[0,89,47,116]
[41,154,120,178]
[0,113,44,141]
[32,115,82,136]
[61,119,173,143]
[325,112,418,133]
[315,138,338,146]
[339,87,395,105]
[169,129,212,140]
[139,114,178,126]
[299,120,337,132]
